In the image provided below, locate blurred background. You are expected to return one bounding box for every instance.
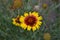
[0,0,60,40]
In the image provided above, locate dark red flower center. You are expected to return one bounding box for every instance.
[24,15,37,26]
[15,17,21,23]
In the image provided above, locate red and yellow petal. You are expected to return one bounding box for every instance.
[12,12,43,32]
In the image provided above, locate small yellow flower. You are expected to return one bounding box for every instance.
[20,12,43,31]
[42,3,48,9]
[43,33,51,40]
[12,15,21,26]
[10,0,23,10]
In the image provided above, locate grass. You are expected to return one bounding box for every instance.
[0,0,60,40]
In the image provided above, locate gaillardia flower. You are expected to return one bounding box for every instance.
[20,12,43,31]
[42,3,48,9]
[43,33,51,40]
[12,15,21,26]
[10,0,23,10]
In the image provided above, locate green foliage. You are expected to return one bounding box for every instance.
[0,0,60,40]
